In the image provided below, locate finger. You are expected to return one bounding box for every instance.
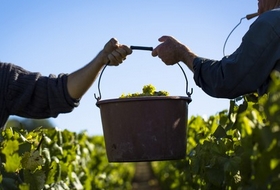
[121,45,132,55]
[115,48,128,59]
[112,50,123,62]
[109,48,129,65]
[108,54,121,65]
[158,35,171,42]
[114,46,132,62]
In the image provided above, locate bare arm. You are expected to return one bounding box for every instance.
[67,38,132,99]
[152,36,197,72]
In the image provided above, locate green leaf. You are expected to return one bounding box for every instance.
[23,169,46,190]
[21,150,43,171]
[19,183,30,190]
[1,140,19,155]
[1,140,21,172]
[213,125,227,139]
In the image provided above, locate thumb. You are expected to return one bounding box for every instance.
[151,47,158,57]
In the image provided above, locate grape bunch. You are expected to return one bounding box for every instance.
[120,84,169,98]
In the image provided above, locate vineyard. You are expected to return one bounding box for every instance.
[1,73,280,190]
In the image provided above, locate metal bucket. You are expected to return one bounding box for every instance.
[96,96,191,162]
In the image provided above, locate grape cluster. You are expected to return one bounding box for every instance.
[120,84,169,98]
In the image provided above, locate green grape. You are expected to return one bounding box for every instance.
[120,84,169,98]
[142,84,156,94]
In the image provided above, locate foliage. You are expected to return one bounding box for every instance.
[1,74,280,189]
[0,128,134,190]
[5,118,54,132]
[152,72,280,190]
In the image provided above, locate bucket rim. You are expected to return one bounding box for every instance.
[96,96,192,107]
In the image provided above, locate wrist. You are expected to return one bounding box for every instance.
[181,48,196,72]
[96,50,109,66]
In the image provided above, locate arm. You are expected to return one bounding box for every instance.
[1,38,131,122]
[152,10,280,99]
[193,11,280,98]
[67,38,132,99]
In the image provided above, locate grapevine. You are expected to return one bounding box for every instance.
[0,78,280,189]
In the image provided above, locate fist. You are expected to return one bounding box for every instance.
[103,38,132,66]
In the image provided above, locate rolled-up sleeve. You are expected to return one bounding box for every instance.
[193,10,280,99]
[2,63,79,119]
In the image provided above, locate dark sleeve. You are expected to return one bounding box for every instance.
[193,11,280,99]
[4,63,80,119]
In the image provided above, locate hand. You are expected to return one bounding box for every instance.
[152,36,196,72]
[102,38,132,66]
[152,36,186,65]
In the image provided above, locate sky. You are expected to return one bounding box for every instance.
[0,0,258,135]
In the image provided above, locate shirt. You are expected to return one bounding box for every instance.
[193,7,280,99]
[0,62,80,128]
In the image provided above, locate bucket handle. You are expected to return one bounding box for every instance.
[94,46,193,101]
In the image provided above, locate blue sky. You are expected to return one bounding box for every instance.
[1,1,258,135]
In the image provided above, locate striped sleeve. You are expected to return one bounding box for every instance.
[4,63,79,119]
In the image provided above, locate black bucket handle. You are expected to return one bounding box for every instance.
[94,46,193,102]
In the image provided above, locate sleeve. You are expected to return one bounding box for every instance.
[4,63,80,119]
[193,11,280,99]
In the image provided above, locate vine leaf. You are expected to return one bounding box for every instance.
[213,125,227,139]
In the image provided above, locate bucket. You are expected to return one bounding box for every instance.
[96,96,191,162]
[95,46,192,162]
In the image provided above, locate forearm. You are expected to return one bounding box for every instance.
[67,51,106,99]
[66,38,132,99]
